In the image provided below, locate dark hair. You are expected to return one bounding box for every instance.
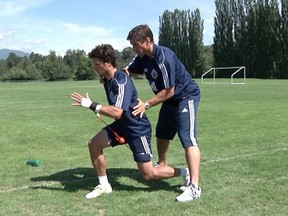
[126,24,154,43]
[88,44,117,67]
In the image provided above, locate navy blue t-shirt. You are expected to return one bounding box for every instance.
[103,70,151,137]
[128,44,200,103]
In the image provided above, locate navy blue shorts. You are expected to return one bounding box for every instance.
[104,122,153,163]
[156,98,200,148]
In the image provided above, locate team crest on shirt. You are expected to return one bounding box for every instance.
[151,69,158,79]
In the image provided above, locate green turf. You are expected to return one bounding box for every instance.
[0,79,287,215]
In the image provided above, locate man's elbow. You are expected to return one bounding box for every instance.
[114,115,121,120]
[114,110,123,120]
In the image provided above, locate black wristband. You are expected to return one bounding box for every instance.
[89,102,100,112]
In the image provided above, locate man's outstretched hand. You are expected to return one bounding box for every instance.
[71,92,92,108]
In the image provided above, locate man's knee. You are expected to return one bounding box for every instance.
[141,169,161,181]
[142,173,155,181]
[88,139,94,147]
[88,138,101,150]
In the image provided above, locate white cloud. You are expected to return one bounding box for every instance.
[0,2,24,17]
[6,30,17,37]
[0,29,17,40]
[25,38,46,45]
[60,22,112,35]
[0,0,53,17]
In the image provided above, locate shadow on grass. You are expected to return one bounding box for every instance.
[30,167,180,193]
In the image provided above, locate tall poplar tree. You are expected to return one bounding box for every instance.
[214,0,284,78]
[159,9,205,77]
[279,0,288,78]
[213,0,235,68]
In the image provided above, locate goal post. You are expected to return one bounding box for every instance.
[201,66,246,84]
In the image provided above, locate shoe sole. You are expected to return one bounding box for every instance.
[85,188,112,199]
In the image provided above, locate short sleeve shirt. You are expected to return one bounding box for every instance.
[103,70,151,137]
[128,44,200,103]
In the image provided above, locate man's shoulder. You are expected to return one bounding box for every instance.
[155,44,174,51]
[113,70,130,84]
[154,44,175,59]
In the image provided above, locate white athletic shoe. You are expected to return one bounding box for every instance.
[176,184,201,202]
[179,185,188,192]
[85,184,112,199]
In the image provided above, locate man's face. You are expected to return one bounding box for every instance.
[130,38,150,57]
[92,58,108,76]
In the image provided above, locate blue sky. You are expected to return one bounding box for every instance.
[0,0,215,56]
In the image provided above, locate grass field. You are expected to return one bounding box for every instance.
[0,79,287,216]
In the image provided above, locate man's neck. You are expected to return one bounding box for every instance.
[105,67,117,80]
[144,43,154,58]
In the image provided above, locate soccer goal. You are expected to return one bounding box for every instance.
[201,66,246,84]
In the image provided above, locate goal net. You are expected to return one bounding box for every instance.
[201,66,246,84]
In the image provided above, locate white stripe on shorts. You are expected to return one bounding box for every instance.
[188,100,198,146]
[140,136,151,154]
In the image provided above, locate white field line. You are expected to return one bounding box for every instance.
[0,147,287,194]
[202,147,287,164]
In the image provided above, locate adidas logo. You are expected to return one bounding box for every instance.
[182,108,188,113]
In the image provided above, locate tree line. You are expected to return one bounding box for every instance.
[213,0,288,78]
[0,48,135,81]
[1,0,287,81]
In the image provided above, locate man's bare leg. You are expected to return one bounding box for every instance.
[156,138,170,166]
[185,146,201,187]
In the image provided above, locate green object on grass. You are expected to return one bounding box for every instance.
[26,159,42,167]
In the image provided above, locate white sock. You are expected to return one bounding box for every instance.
[98,175,109,185]
[192,183,199,190]
[180,168,189,176]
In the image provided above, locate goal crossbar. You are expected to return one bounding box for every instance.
[201,66,246,84]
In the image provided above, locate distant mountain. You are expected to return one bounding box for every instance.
[0,49,30,59]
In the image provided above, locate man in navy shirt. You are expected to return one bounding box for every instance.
[126,25,202,202]
[71,44,190,200]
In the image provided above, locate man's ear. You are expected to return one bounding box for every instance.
[146,37,151,43]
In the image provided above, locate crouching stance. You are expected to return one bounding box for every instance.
[71,44,189,200]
